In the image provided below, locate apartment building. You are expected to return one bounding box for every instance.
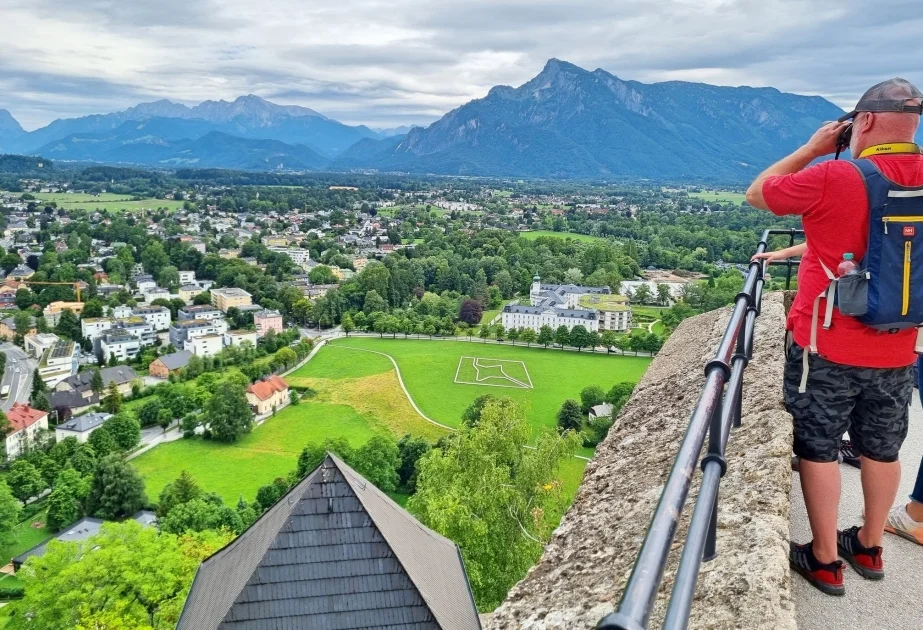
[253,309,283,337]
[99,331,142,362]
[210,287,252,311]
[169,319,227,350]
[133,305,171,331]
[189,333,223,358]
[177,305,223,322]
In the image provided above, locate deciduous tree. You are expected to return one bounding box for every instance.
[556,399,583,434]
[86,455,147,520]
[409,398,580,609]
[203,382,253,443]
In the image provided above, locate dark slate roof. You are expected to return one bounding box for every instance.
[155,350,193,370]
[178,454,481,630]
[12,511,156,569]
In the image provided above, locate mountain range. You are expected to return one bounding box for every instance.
[0,60,857,179]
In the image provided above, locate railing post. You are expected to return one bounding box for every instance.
[599,229,803,630]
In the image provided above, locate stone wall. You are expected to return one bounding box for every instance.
[485,292,795,630]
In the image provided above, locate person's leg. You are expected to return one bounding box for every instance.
[800,460,842,562]
[859,459,902,547]
[785,345,854,565]
[908,457,923,521]
[849,363,914,548]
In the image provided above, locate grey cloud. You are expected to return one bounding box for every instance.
[2,0,923,129]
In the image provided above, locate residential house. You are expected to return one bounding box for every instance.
[54,412,111,443]
[169,319,226,350]
[99,331,141,362]
[245,375,289,415]
[43,301,84,326]
[132,305,171,331]
[51,366,137,413]
[5,403,49,460]
[178,270,196,285]
[148,350,192,379]
[134,275,156,293]
[8,265,34,281]
[0,316,36,339]
[36,340,76,387]
[253,309,283,337]
[189,334,223,358]
[177,305,223,322]
[177,454,481,630]
[223,329,258,347]
[13,510,156,571]
[0,284,18,307]
[589,403,614,422]
[23,332,59,359]
[210,287,252,311]
[178,284,200,301]
[143,287,171,303]
[81,318,113,339]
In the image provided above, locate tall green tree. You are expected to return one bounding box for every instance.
[55,309,81,342]
[554,325,570,348]
[204,381,253,443]
[7,521,231,630]
[352,436,401,493]
[557,399,583,434]
[409,398,581,610]
[537,325,554,348]
[0,481,21,556]
[101,381,123,414]
[90,368,104,396]
[579,386,605,413]
[105,412,140,452]
[86,455,147,520]
[46,468,89,532]
[157,470,202,517]
[341,312,355,336]
[7,459,44,502]
[568,325,590,351]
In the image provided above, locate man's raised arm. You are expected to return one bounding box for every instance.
[746,121,850,210]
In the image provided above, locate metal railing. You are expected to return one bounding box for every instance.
[597,228,804,630]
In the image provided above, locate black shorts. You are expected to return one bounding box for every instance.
[783,343,914,463]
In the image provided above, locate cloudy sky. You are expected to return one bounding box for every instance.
[2,0,922,130]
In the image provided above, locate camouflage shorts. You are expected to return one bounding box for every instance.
[784,343,914,463]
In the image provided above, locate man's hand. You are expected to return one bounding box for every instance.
[803,121,851,159]
[746,121,848,210]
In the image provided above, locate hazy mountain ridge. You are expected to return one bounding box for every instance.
[0,60,865,177]
[362,59,849,178]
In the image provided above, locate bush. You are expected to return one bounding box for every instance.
[0,586,25,600]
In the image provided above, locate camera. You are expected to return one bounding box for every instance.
[835,123,853,159]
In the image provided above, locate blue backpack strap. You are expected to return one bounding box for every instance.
[850,158,890,212]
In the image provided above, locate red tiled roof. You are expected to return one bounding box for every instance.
[7,403,48,433]
[246,375,288,401]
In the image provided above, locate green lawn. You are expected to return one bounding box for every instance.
[133,402,383,504]
[519,230,609,243]
[327,337,650,450]
[685,190,747,205]
[0,510,52,568]
[3,191,184,213]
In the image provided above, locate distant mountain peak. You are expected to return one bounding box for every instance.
[0,109,24,135]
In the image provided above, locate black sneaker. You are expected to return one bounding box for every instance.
[837,526,884,580]
[789,541,845,596]
[840,440,861,469]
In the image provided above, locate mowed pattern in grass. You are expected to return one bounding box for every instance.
[519,230,609,243]
[328,337,651,436]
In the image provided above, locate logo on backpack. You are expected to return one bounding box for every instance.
[905,226,916,237]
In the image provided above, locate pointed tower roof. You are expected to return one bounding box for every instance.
[178,454,481,630]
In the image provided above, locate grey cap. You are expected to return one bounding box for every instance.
[838,77,923,122]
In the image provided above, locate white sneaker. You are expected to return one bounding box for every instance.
[884,504,923,545]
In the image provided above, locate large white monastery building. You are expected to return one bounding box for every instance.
[501,276,632,333]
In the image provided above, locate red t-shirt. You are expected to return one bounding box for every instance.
[763,153,923,368]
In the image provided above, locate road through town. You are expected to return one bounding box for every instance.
[0,343,36,412]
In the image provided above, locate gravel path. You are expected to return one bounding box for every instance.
[791,396,923,629]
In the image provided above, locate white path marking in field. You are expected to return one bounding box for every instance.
[328,344,591,462]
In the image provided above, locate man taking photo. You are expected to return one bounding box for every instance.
[746,78,923,595]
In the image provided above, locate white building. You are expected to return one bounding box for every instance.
[133,305,171,331]
[501,276,611,333]
[99,331,142,362]
[54,412,111,443]
[267,247,312,266]
[224,330,258,347]
[178,270,196,285]
[144,287,171,303]
[110,305,133,319]
[81,318,114,340]
[170,319,227,350]
[23,333,60,359]
[177,305,223,322]
[5,404,49,460]
[189,333,223,358]
[36,340,76,387]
